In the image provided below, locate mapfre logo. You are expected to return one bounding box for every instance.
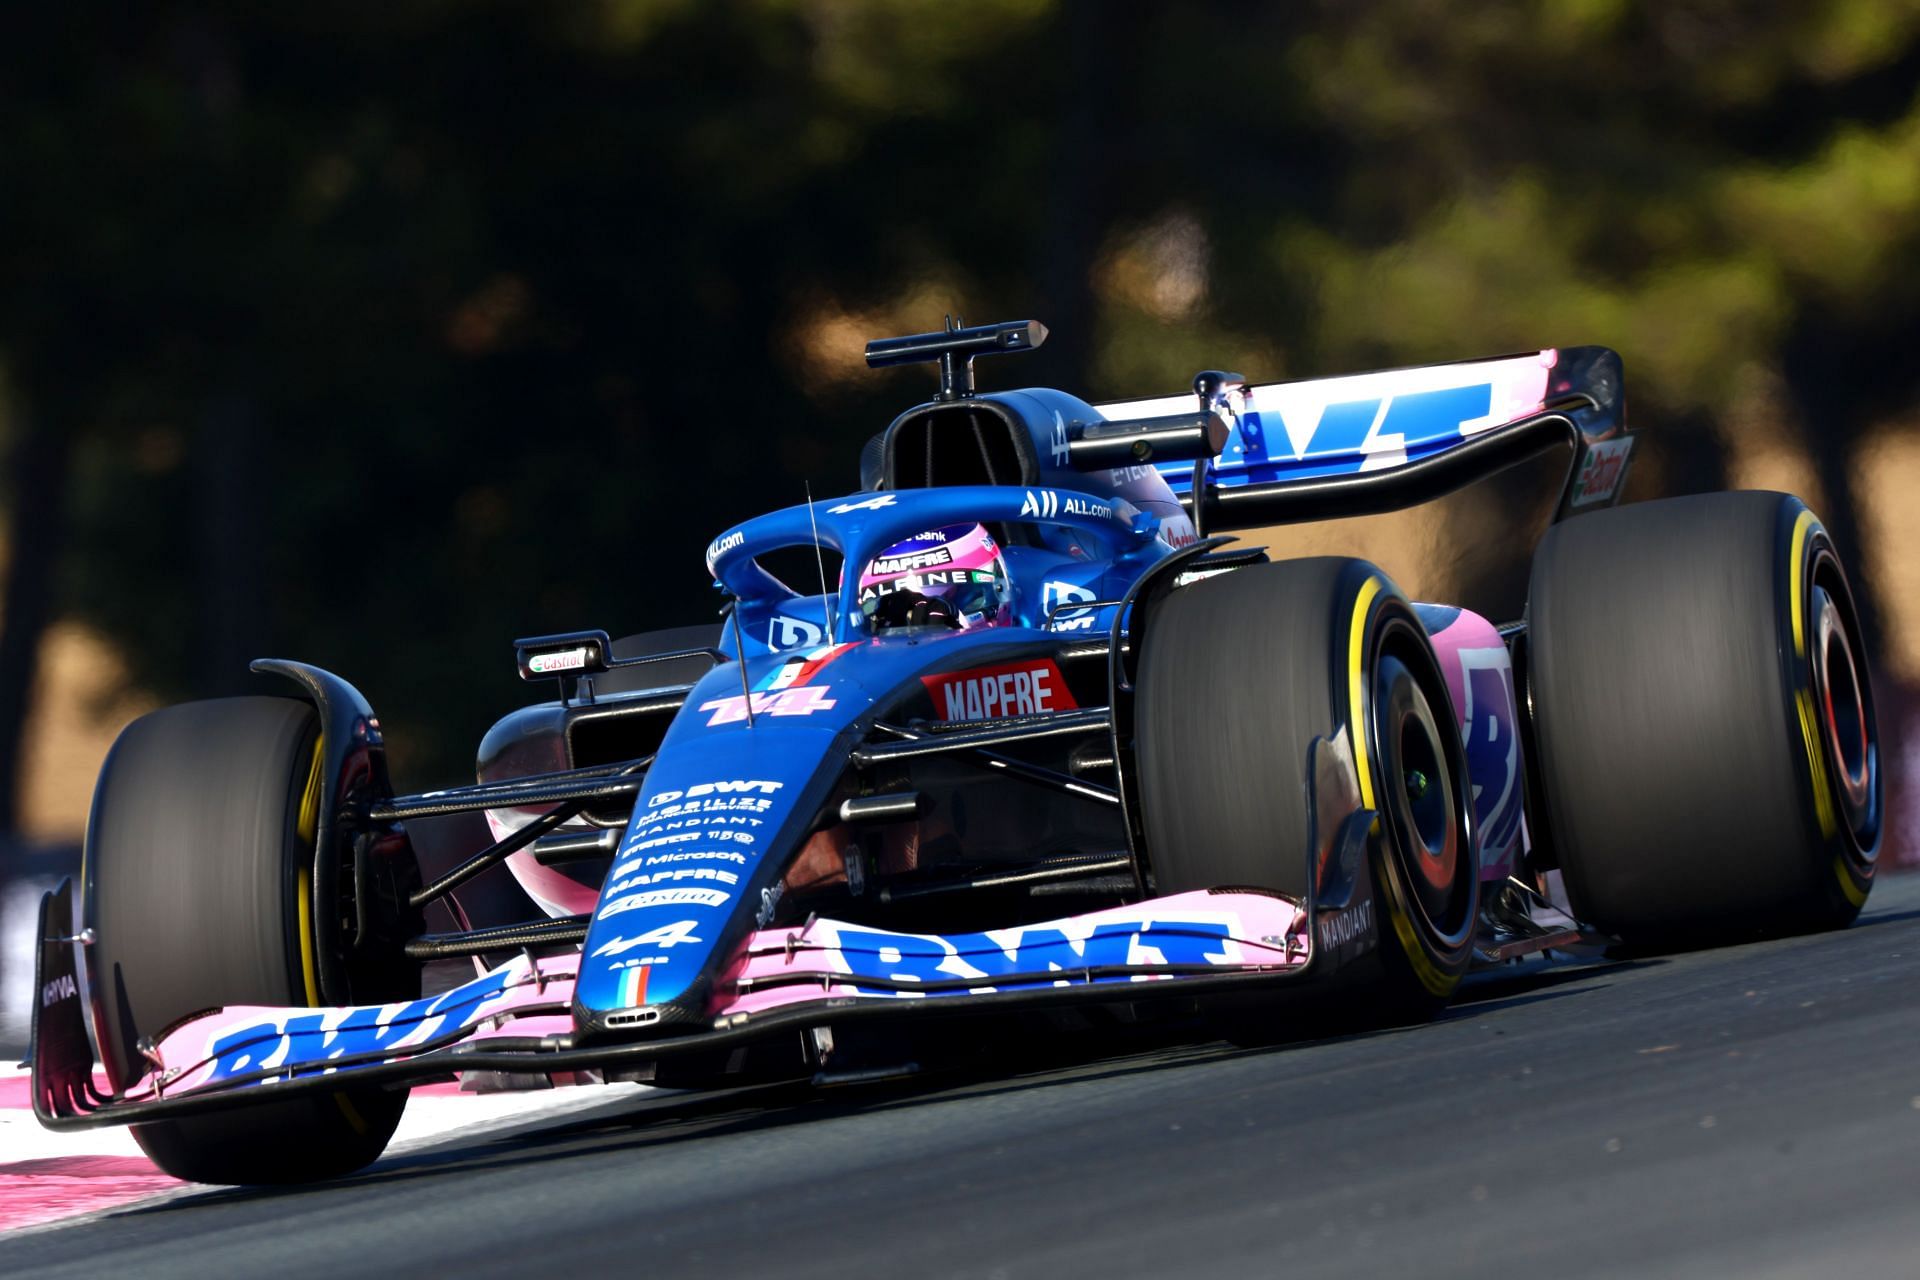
[920,659,1078,722]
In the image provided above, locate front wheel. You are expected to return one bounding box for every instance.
[87,696,410,1183]
[1134,558,1480,1034]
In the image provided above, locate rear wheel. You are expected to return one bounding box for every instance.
[1527,492,1879,947]
[1135,558,1479,1034]
[87,696,409,1183]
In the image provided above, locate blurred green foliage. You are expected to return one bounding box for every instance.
[1,2,1916,792]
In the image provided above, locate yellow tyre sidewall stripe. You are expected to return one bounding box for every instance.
[295,736,325,1008]
[1345,573,1457,999]
[1789,511,1861,908]
[294,732,371,1132]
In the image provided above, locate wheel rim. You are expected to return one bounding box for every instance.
[1810,575,1877,846]
[1370,629,1475,943]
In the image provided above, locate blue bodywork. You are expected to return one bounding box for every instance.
[574,484,1174,1025]
[570,350,1569,1029]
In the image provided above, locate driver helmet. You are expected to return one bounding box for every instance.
[858,522,1014,632]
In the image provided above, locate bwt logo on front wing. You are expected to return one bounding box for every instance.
[921,659,1078,722]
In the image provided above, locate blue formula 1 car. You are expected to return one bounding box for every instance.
[31,319,1881,1183]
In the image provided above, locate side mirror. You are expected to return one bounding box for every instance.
[1068,406,1232,469]
[514,630,612,682]
[1071,368,1245,470]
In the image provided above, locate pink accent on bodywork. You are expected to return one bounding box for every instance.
[711,891,1310,1018]
[107,896,1312,1106]
[1423,606,1528,880]
[491,809,603,918]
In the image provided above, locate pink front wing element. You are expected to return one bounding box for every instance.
[1424,606,1528,880]
[712,891,1310,1017]
[100,895,1309,1106]
[122,952,581,1103]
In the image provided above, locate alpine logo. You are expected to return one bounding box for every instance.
[592,920,704,957]
[827,494,896,515]
[1050,411,1070,467]
[921,659,1078,722]
[700,684,838,725]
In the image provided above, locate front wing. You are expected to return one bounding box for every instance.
[31,877,1379,1130]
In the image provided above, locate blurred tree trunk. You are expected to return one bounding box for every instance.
[0,417,74,837]
[1037,0,1121,392]
[1782,323,1885,669]
[195,393,266,695]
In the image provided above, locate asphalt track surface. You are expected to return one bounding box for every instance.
[6,875,1920,1279]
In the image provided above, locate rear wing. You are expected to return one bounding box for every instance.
[1096,346,1629,533]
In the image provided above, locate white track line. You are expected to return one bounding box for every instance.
[1,1066,654,1235]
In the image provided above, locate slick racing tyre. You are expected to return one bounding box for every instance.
[88,697,408,1183]
[1527,492,1879,947]
[1135,558,1479,1032]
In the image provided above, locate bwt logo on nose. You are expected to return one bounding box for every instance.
[42,973,77,1007]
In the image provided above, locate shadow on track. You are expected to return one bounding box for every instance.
[108,952,1641,1216]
